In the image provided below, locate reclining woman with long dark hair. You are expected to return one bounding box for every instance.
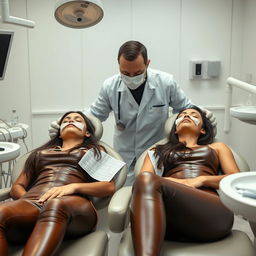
[0,111,116,256]
[131,105,240,256]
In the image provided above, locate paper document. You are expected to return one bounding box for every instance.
[148,151,164,176]
[78,149,126,181]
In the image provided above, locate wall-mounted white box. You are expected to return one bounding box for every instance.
[189,60,221,80]
[207,61,221,77]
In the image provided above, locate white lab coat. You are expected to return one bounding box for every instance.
[88,68,192,173]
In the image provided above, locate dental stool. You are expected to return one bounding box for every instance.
[108,115,256,256]
[0,114,128,256]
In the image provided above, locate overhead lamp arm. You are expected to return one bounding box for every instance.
[1,0,35,28]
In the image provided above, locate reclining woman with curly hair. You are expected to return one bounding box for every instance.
[131,105,240,256]
[0,111,115,256]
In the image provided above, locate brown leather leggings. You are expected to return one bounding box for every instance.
[0,196,97,256]
[130,172,234,256]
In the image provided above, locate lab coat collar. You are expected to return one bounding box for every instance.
[138,80,155,114]
[137,68,155,113]
[117,77,139,107]
[117,78,127,92]
[146,68,157,89]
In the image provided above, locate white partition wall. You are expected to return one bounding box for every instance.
[0,0,32,156]
[227,0,256,171]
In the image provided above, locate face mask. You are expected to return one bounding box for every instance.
[175,115,200,126]
[121,71,146,90]
[60,121,84,131]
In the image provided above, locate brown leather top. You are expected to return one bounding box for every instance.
[163,146,219,179]
[22,149,93,201]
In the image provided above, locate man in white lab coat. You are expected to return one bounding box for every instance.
[50,41,215,185]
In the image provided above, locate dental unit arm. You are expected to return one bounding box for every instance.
[1,0,35,28]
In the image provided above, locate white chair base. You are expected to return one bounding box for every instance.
[118,228,256,256]
[8,231,108,256]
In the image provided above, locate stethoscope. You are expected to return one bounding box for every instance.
[116,79,126,131]
[116,75,147,131]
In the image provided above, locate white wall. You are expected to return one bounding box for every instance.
[0,0,32,156]
[227,0,256,171]
[0,0,255,169]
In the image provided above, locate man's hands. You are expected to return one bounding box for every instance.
[48,119,60,139]
[200,107,217,136]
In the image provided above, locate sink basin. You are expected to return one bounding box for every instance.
[219,172,256,222]
[0,142,21,163]
[230,106,256,125]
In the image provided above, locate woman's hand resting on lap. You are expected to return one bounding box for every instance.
[164,176,205,188]
[38,184,78,203]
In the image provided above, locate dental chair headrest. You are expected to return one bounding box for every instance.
[164,113,217,138]
[86,113,103,140]
[164,114,178,137]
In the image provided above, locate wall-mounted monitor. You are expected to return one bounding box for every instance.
[0,30,14,80]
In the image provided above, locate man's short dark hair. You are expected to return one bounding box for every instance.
[118,40,148,64]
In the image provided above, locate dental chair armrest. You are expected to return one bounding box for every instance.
[249,221,256,239]
[56,230,108,256]
[108,186,132,233]
[0,187,11,201]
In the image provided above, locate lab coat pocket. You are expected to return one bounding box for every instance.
[149,104,166,113]
[147,104,168,123]
[152,104,166,108]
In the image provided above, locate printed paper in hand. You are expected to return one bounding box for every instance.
[148,150,164,176]
[78,149,126,181]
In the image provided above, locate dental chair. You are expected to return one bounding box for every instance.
[0,114,128,256]
[108,115,256,256]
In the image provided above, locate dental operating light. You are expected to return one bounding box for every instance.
[54,0,104,28]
